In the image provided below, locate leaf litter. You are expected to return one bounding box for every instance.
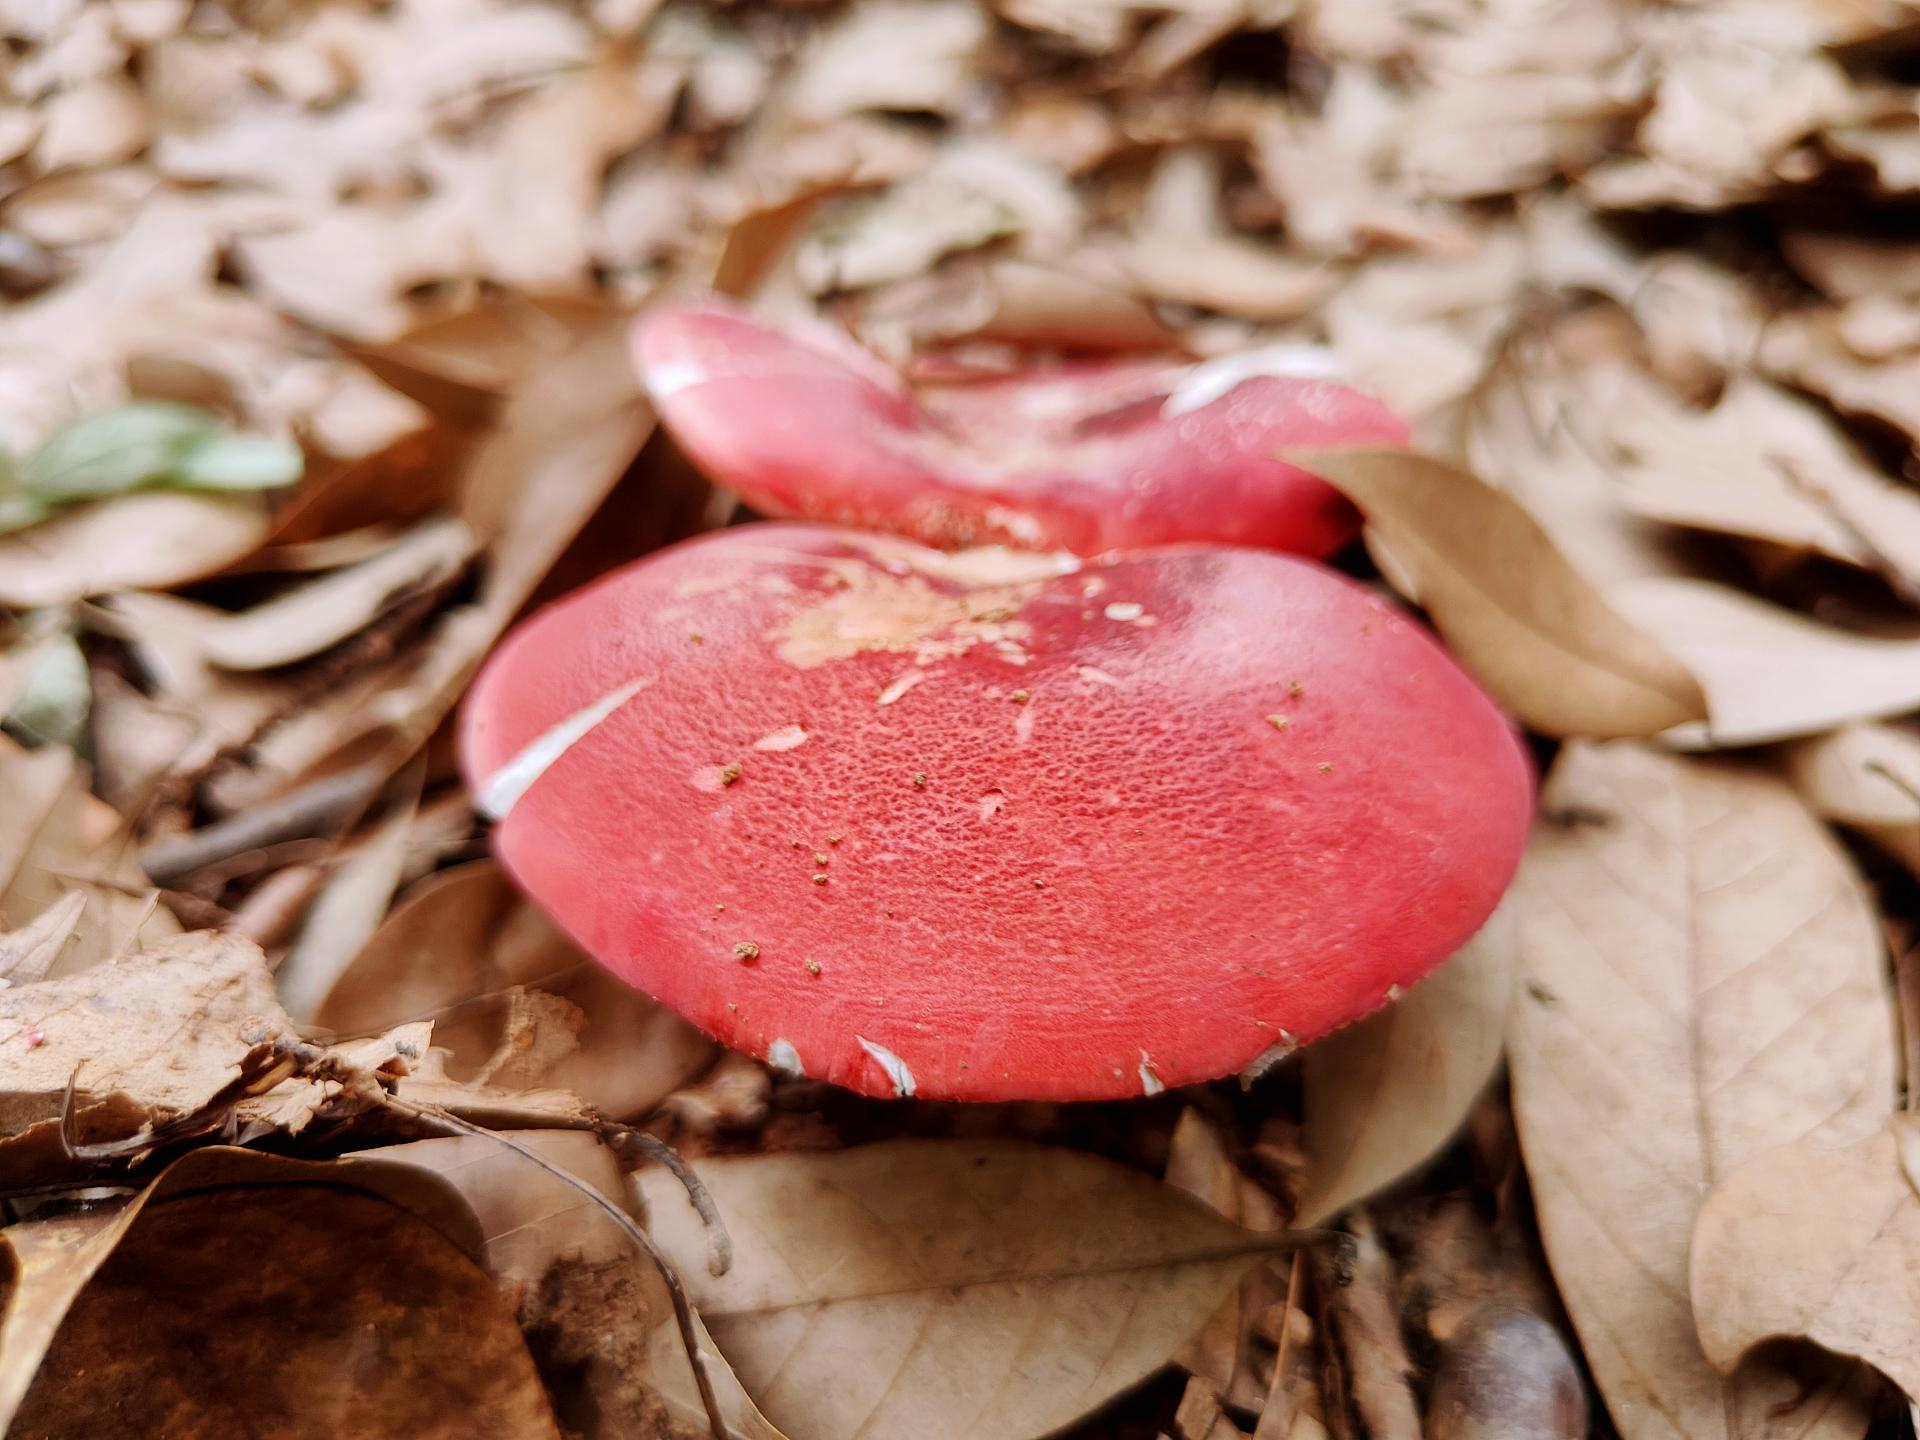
[11,0,1920,1436]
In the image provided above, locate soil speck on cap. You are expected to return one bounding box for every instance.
[811,873,830,886]
[912,771,928,788]
[1288,679,1305,697]
[719,761,742,785]
[733,942,759,961]
[806,960,822,976]
[814,853,830,865]
[1010,689,1030,703]
[826,833,843,844]
[1266,714,1290,730]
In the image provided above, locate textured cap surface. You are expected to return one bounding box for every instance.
[461,524,1531,1101]
[634,301,1407,558]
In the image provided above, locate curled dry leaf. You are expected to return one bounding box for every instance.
[637,1139,1292,1440]
[1780,722,1920,875]
[1691,1115,1920,1403]
[3,1147,559,1440]
[1288,448,1707,738]
[313,861,713,1118]
[1613,577,1920,747]
[374,1129,788,1439]
[1609,377,1920,582]
[1507,742,1895,1440]
[0,930,288,1181]
[1296,892,1517,1226]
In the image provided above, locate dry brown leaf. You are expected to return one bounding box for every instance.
[0,930,288,1179]
[1691,1116,1920,1401]
[4,1147,560,1440]
[314,861,714,1118]
[1761,308,1920,443]
[1613,577,1920,747]
[193,515,475,671]
[637,1139,1287,1440]
[1781,722,1920,874]
[0,891,87,984]
[376,1129,789,1439]
[0,737,176,976]
[796,141,1081,295]
[1508,741,1895,1440]
[783,0,986,125]
[275,785,419,1021]
[1296,892,1517,1226]
[0,491,272,608]
[1319,1212,1421,1440]
[1289,448,1708,738]
[1167,1109,1288,1412]
[858,255,1182,358]
[1610,376,1920,579]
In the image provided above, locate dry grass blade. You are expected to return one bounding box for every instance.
[1508,742,1896,1440]
[1288,448,1708,738]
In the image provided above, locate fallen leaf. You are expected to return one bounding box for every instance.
[0,737,176,976]
[193,514,475,671]
[1289,448,1708,738]
[0,891,87,985]
[1167,1109,1288,1412]
[314,861,714,1118]
[1613,577,1920,747]
[1318,1213,1421,1440]
[375,1129,788,1439]
[275,784,419,1022]
[1610,376,1920,582]
[796,141,1080,294]
[0,930,288,1181]
[1,630,89,750]
[781,0,987,126]
[0,491,272,608]
[1508,741,1895,1440]
[1296,892,1517,1226]
[637,1139,1291,1440]
[1780,722,1920,874]
[15,399,301,514]
[3,1147,560,1439]
[1691,1116,1920,1402]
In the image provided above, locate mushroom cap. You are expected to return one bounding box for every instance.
[461,523,1532,1102]
[633,300,1407,558]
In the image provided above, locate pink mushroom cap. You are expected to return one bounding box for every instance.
[460,523,1532,1102]
[633,300,1408,558]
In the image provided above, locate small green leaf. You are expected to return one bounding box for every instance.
[0,489,49,535]
[3,633,90,752]
[173,431,304,491]
[20,400,220,503]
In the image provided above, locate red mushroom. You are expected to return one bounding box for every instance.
[460,523,1530,1102]
[633,300,1408,558]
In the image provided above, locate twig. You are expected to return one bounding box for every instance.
[374,1093,732,1440]
[139,762,387,886]
[610,1130,734,1276]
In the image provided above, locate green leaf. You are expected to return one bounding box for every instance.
[3,633,90,752]
[19,401,220,503]
[15,402,306,514]
[173,431,304,491]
